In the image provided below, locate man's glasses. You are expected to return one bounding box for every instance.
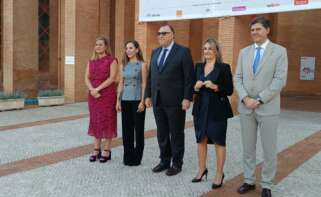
[157,32,171,36]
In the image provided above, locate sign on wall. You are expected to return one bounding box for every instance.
[65,56,75,65]
[300,56,315,80]
[139,0,321,22]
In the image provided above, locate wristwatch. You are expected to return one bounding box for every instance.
[256,97,264,104]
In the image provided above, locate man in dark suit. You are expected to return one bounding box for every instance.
[145,24,194,176]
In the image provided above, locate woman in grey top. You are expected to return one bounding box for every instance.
[116,40,148,166]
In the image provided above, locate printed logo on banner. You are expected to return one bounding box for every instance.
[295,0,309,5]
[232,6,246,12]
[176,10,183,17]
[139,0,321,22]
[267,3,280,8]
[146,13,160,18]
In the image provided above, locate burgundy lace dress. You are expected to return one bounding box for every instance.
[87,55,117,139]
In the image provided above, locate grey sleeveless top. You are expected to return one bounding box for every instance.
[121,61,143,101]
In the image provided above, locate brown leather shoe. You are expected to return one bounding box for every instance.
[237,183,256,194]
[261,188,272,197]
[165,166,182,176]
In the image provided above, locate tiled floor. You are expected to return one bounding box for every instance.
[0,96,320,197]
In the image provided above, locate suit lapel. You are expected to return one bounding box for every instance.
[247,45,255,78]
[201,62,220,82]
[153,48,162,71]
[255,42,273,76]
[159,43,178,73]
[196,63,205,81]
[210,62,220,82]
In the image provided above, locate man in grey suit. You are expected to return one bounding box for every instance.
[234,16,288,197]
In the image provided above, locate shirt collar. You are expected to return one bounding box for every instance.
[163,41,175,51]
[254,39,270,50]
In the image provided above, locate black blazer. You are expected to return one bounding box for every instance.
[192,62,234,120]
[145,43,194,107]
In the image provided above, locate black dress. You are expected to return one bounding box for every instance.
[192,62,234,146]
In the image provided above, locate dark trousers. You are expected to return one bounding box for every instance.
[153,96,186,167]
[121,101,146,165]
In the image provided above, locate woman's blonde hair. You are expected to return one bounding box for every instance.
[203,38,223,63]
[91,36,112,60]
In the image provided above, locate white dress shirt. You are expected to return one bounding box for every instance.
[157,41,175,65]
[253,39,270,62]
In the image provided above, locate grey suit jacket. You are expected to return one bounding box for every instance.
[234,41,288,116]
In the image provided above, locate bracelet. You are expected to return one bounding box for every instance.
[95,88,100,92]
[256,98,264,104]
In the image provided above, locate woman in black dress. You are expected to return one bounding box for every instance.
[191,38,233,189]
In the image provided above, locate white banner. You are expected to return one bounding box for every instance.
[139,0,321,22]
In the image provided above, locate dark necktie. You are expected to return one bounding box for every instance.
[158,48,168,70]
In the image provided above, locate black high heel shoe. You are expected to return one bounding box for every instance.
[212,173,225,189]
[89,149,101,162]
[192,168,208,183]
[99,150,111,163]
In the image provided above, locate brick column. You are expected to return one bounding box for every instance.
[168,20,191,47]
[134,21,148,61]
[134,0,159,63]
[63,0,101,103]
[113,0,135,61]
[114,0,126,61]
[2,0,14,93]
[99,0,112,38]
[63,0,76,103]
[2,0,38,96]
[217,16,252,113]
[189,19,203,63]
[202,18,219,44]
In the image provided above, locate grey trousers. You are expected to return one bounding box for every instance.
[240,113,278,189]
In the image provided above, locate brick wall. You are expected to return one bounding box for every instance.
[276,10,321,96]
[75,0,100,101]
[2,1,321,101]
[9,0,38,97]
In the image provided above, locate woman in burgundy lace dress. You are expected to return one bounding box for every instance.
[85,36,118,163]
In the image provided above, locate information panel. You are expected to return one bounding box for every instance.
[139,0,321,22]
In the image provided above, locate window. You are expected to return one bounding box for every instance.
[39,0,49,71]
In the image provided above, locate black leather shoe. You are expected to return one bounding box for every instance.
[152,163,170,173]
[192,168,208,183]
[127,161,141,166]
[261,188,272,197]
[166,166,182,176]
[237,183,256,194]
[212,173,224,189]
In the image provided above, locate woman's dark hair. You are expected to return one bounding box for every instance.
[122,40,144,66]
